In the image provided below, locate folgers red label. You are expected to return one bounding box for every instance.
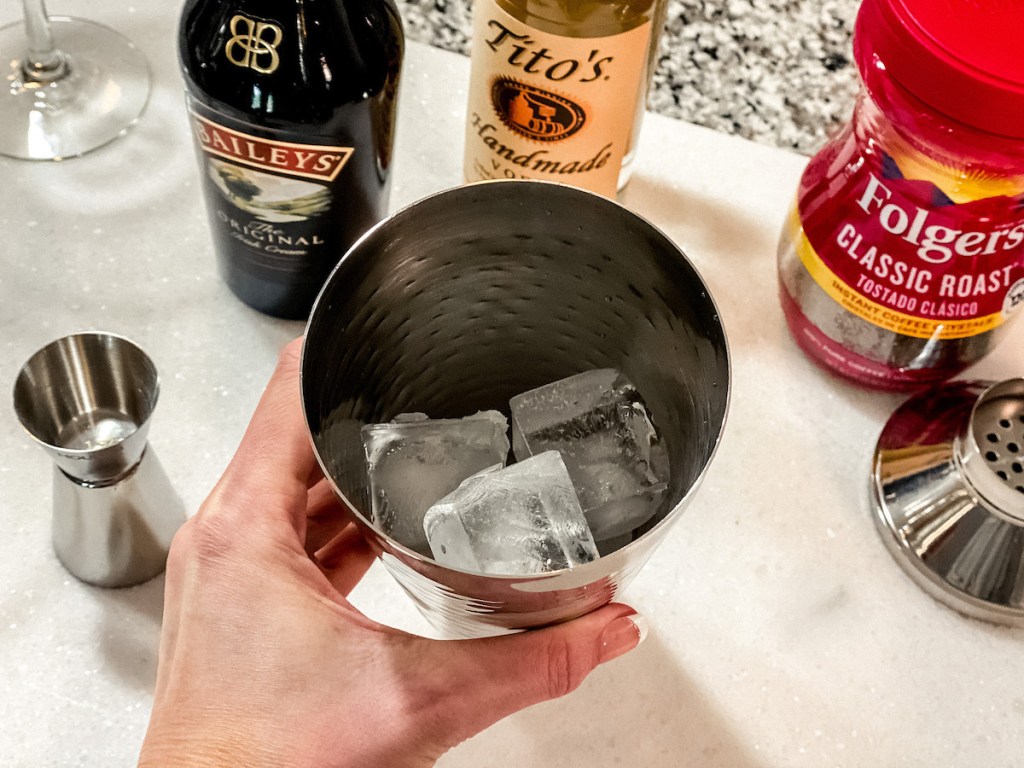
[794,148,1024,339]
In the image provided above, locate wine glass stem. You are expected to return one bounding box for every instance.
[21,0,67,82]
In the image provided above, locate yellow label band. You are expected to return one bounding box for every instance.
[790,210,1005,340]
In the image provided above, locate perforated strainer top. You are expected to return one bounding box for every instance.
[974,398,1024,497]
[873,378,1024,626]
[961,379,1024,520]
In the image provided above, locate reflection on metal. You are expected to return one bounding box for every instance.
[14,332,184,588]
[302,181,731,637]
[873,379,1024,626]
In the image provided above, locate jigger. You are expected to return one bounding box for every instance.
[13,332,184,588]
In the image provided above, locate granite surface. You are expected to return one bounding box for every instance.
[396,0,861,154]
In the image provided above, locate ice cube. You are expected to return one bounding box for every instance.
[423,450,599,575]
[510,369,669,541]
[361,410,510,556]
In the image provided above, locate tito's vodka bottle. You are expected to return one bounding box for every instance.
[463,0,666,198]
[179,0,403,319]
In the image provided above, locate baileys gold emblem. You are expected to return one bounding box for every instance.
[224,14,282,74]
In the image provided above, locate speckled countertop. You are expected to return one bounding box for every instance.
[396,0,861,154]
[6,33,1024,768]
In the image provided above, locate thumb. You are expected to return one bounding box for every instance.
[428,603,646,749]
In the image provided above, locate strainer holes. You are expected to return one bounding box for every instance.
[1008,442,1021,454]
[997,470,1009,481]
[1000,418,1012,429]
[1018,486,1024,495]
[987,432,1000,443]
[1013,462,1023,473]
[986,450,999,462]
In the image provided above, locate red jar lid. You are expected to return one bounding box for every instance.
[854,0,1024,139]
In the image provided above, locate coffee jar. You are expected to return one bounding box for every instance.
[778,0,1024,390]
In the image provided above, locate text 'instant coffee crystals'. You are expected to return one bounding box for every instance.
[778,0,1024,390]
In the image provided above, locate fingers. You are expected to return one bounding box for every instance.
[212,336,316,535]
[304,478,351,556]
[314,524,377,596]
[422,603,646,749]
[148,337,314,705]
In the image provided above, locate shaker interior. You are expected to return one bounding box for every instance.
[303,181,730,546]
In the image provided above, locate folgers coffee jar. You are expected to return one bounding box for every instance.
[777,0,1024,390]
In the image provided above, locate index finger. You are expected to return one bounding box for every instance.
[213,336,318,534]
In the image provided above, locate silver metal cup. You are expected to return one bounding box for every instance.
[873,378,1024,626]
[13,332,184,588]
[302,180,731,637]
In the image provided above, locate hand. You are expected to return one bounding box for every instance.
[138,338,645,768]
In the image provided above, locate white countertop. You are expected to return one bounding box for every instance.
[2,5,1023,766]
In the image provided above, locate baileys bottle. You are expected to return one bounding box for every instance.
[179,0,403,318]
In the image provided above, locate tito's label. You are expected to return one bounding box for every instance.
[795,155,1024,340]
[463,0,651,197]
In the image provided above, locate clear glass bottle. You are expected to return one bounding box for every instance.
[778,0,1024,390]
[463,0,667,198]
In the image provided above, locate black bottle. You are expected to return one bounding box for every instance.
[179,0,403,319]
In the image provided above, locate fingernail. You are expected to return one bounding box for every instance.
[314,527,354,567]
[599,611,648,664]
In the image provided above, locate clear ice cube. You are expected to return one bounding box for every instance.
[423,450,599,575]
[361,410,510,556]
[510,368,669,542]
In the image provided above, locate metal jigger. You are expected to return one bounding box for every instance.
[13,332,184,588]
[873,378,1024,626]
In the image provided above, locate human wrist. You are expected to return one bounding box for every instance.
[138,719,292,768]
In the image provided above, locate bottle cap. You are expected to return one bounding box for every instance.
[872,378,1024,627]
[854,0,1024,139]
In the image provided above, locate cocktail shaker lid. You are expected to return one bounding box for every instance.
[872,378,1024,626]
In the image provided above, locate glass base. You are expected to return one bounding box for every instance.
[0,17,150,160]
[778,279,966,391]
